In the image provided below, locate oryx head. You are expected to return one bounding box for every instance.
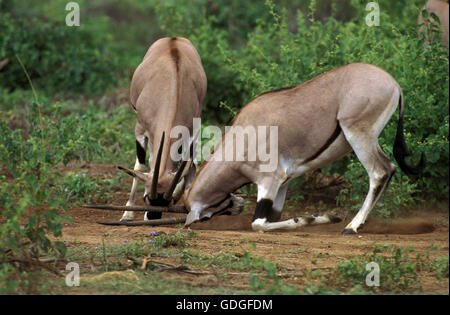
[181,158,247,226]
[183,190,245,226]
[118,132,191,207]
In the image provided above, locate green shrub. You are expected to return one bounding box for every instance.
[61,171,118,204]
[250,261,299,294]
[0,11,118,95]
[0,97,108,292]
[335,244,420,292]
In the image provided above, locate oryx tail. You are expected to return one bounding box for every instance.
[393,93,425,176]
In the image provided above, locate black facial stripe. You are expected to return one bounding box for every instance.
[136,140,146,165]
[304,123,341,163]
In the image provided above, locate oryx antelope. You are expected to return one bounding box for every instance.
[119,37,207,223]
[176,63,422,234]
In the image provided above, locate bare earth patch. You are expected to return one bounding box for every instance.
[58,176,449,294]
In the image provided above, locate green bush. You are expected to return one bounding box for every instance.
[61,171,119,204]
[0,11,118,95]
[0,98,112,293]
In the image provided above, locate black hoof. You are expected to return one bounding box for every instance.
[328,214,342,223]
[119,220,129,224]
[342,229,357,235]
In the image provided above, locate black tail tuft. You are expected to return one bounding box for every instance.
[393,93,425,176]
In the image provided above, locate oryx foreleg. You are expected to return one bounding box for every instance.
[121,137,147,222]
[251,180,339,232]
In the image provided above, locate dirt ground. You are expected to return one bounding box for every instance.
[60,182,449,294]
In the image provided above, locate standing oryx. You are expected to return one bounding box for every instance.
[177,63,422,234]
[119,37,207,223]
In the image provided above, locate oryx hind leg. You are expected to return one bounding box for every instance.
[340,131,396,235]
[121,136,147,222]
[251,181,341,232]
[339,88,399,234]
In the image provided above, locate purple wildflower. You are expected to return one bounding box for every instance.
[150,231,157,236]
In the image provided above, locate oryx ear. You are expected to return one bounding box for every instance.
[117,166,148,182]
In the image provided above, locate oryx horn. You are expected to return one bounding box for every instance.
[97,217,186,226]
[81,204,187,213]
[149,132,165,200]
[163,140,195,201]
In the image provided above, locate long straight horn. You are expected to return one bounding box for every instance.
[163,160,187,201]
[163,140,195,201]
[150,132,165,200]
[81,204,187,213]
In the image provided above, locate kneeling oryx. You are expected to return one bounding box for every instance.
[121,63,423,235]
[119,37,207,223]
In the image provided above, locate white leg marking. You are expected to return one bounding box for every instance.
[121,157,146,222]
[252,214,334,232]
[256,186,268,202]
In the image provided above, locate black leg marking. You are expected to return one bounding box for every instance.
[267,209,281,222]
[372,174,389,201]
[385,168,396,189]
[303,216,315,224]
[136,139,147,165]
[328,214,342,223]
[252,199,273,221]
